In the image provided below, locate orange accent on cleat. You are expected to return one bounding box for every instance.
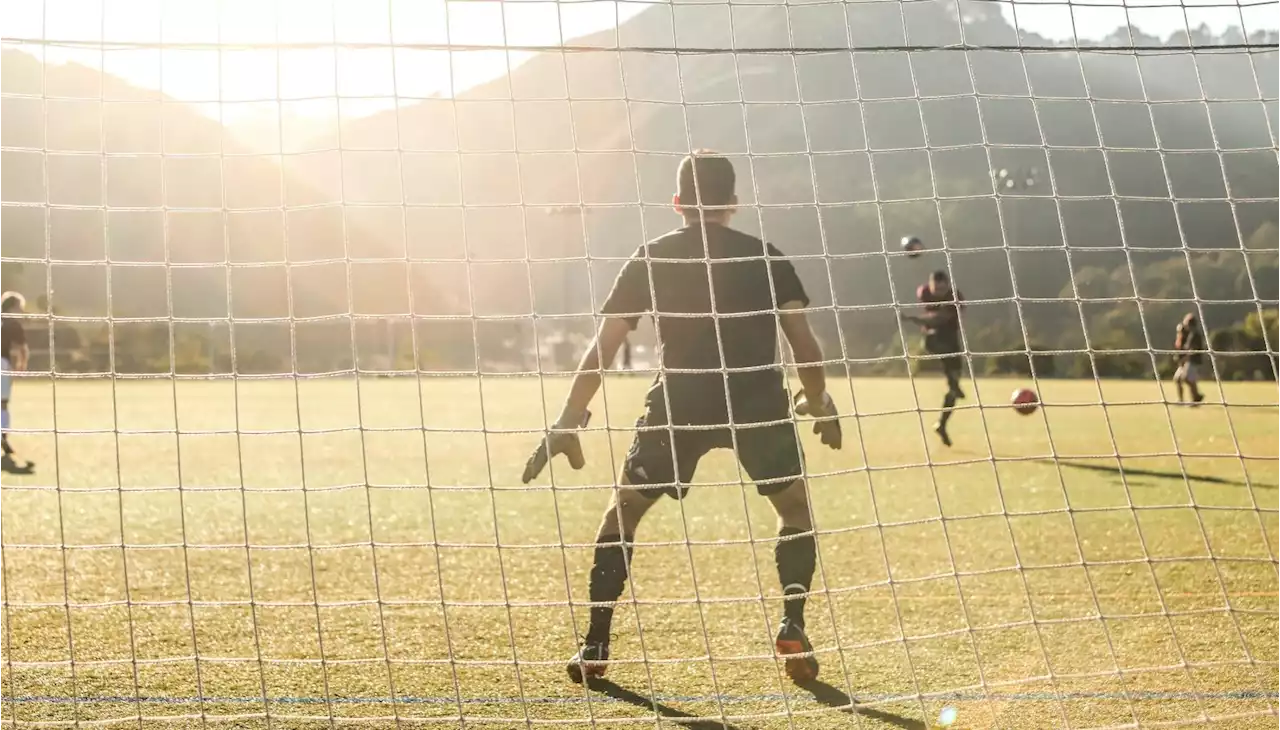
[567,643,610,684]
[776,639,819,683]
[567,660,607,684]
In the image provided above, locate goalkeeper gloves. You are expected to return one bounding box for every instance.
[794,391,843,450]
[521,410,591,484]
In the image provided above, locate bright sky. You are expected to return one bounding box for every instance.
[4,0,651,121]
[2,0,1273,125]
[1000,0,1275,44]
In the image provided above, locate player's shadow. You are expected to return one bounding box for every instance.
[797,679,926,729]
[0,458,34,473]
[1045,459,1275,490]
[586,676,926,729]
[585,677,745,730]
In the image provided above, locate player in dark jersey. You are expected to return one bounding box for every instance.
[1173,313,1206,405]
[2,292,33,474]
[902,271,966,447]
[521,151,842,685]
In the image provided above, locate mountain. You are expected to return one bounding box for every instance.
[0,48,449,372]
[2,50,289,299]
[334,0,1278,366]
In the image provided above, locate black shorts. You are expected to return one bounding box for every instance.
[622,397,805,500]
[925,333,962,378]
[939,355,962,380]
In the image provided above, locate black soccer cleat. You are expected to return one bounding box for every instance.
[775,617,819,683]
[1192,392,1205,406]
[933,422,952,448]
[567,641,609,684]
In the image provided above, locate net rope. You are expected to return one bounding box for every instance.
[1,0,1277,726]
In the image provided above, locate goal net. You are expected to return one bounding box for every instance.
[2,0,1277,726]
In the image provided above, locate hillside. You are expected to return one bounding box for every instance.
[0,48,449,372]
[333,0,1278,370]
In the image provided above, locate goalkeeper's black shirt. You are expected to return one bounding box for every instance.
[600,222,809,427]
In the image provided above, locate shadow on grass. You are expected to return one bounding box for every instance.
[1043,459,1275,490]
[585,678,746,730]
[0,458,34,473]
[797,679,926,729]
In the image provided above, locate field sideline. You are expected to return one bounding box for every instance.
[1,376,1276,729]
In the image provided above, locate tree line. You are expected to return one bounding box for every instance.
[6,249,1275,381]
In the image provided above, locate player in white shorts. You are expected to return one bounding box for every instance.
[2,292,33,473]
[1173,312,1206,406]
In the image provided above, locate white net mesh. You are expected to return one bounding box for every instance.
[1,0,1278,727]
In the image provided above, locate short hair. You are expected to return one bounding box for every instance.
[1,292,24,312]
[930,270,949,283]
[676,150,735,208]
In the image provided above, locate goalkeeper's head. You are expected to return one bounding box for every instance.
[674,150,736,224]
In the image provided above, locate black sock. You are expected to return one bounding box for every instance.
[776,527,816,629]
[586,534,632,644]
[1,433,10,456]
[939,391,957,428]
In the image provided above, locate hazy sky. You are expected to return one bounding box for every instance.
[1003,0,1273,43]
[3,0,1274,123]
[5,0,650,122]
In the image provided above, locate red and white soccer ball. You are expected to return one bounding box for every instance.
[901,236,924,258]
[1011,387,1039,415]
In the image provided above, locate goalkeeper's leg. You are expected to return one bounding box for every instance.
[766,478,819,682]
[743,422,819,682]
[568,484,654,684]
[569,424,702,683]
[586,483,653,641]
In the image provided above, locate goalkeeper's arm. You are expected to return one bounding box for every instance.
[779,301,841,449]
[552,317,632,428]
[779,301,826,403]
[522,317,632,483]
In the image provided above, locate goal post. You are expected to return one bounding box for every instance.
[1,0,1278,727]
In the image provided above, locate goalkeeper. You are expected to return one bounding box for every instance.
[521,151,842,685]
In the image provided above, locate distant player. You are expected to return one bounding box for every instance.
[901,270,966,447]
[1173,313,1205,405]
[2,292,33,474]
[521,151,842,685]
[619,335,632,370]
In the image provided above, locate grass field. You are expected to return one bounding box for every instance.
[1,375,1276,729]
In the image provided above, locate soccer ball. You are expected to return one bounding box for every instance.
[900,236,924,258]
[1011,387,1039,415]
